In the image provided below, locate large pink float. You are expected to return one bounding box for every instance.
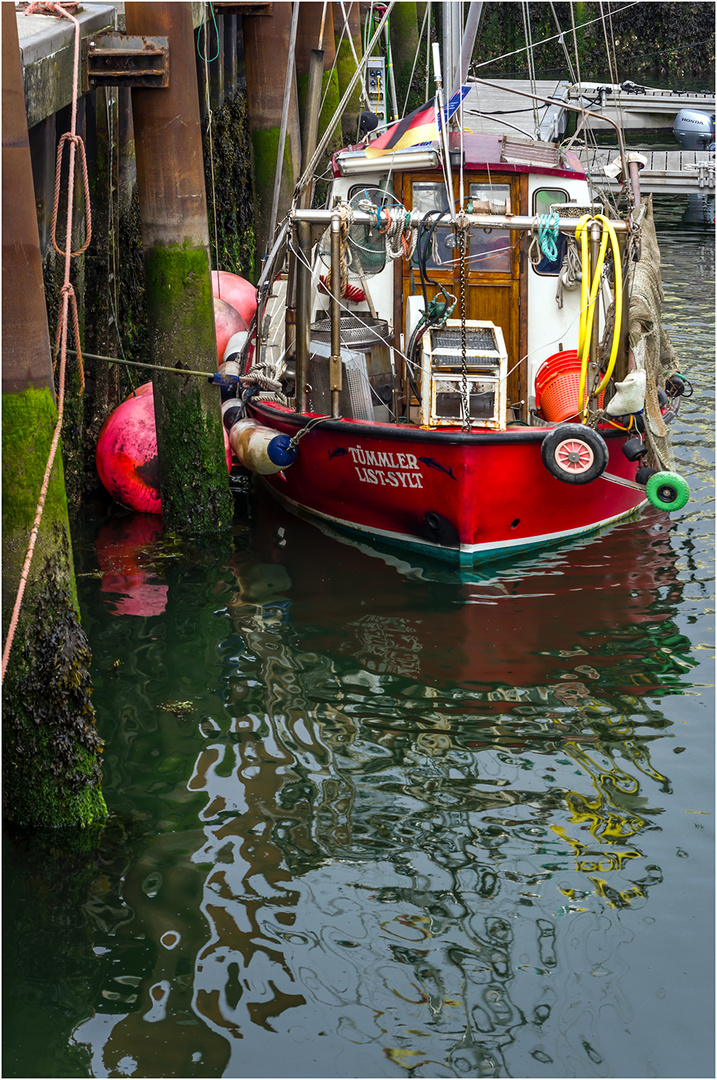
[97,281,251,511]
[96,382,232,514]
[211,270,257,326]
[96,384,162,514]
[213,296,247,364]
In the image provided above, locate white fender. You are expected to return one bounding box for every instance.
[223,330,249,363]
[606,368,646,415]
[228,418,296,474]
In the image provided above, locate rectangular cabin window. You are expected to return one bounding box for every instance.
[347,183,397,210]
[411,182,455,271]
[467,183,513,273]
[531,188,568,276]
[410,181,515,274]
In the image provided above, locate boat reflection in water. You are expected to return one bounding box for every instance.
[71,494,700,1077]
[164,493,696,1078]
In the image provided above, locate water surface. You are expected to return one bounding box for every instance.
[3,197,713,1079]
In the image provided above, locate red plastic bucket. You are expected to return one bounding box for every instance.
[534,350,603,422]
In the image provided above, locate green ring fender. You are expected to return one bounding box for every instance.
[646,470,690,511]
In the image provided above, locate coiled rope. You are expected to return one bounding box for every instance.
[555,234,582,308]
[381,206,418,263]
[2,1,89,683]
[537,211,560,262]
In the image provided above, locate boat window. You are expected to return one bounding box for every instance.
[532,188,568,275]
[468,183,512,272]
[348,184,398,210]
[411,182,454,271]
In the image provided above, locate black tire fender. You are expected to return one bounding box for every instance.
[541,424,609,485]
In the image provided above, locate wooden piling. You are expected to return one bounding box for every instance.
[243,3,302,263]
[124,2,233,535]
[82,85,120,492]
[2,5,106,830]
[333,1,364,144]
[388,3,420,111]
[296,3,342,162]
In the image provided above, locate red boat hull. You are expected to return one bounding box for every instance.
[249,401,647,565]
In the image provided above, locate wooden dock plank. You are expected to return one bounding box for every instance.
[575,147,714,194]
[460,81,714,195]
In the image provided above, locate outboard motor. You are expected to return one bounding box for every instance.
[672,109,715,227]
[673,108,715,151]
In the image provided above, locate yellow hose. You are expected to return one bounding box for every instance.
[575,214,623,422]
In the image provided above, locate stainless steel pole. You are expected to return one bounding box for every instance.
[329,213,342,418]
[295,220,312,414]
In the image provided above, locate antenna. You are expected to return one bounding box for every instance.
[432,42,442,85]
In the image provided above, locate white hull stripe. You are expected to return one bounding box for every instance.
[265,485,647,560]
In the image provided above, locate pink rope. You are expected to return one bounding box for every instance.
[2,3,89,683]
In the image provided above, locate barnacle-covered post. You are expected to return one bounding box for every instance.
[124,2,233,535]
[333,1,364,144]
[243,3,302,263]
[2,6,106,830]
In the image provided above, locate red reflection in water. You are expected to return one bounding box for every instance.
[250,487,682,696]
[96,514,168,617]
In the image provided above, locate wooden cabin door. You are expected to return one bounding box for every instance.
[400,173,523,417]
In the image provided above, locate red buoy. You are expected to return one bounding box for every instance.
[213,296,247,365]
[211,270,257,325]
[96,383,162,514]
[96,382,232,514]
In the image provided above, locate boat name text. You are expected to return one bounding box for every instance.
[347,446,424,488]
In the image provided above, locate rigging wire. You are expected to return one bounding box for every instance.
[268,0,300,244]
[569,2,584,114]
[521,1,541,138]
[561,0,604,172]
[607,3,624,84]
[548,0,577,84]
[470,0,643,74]
[338,1,368,112]
[384,9,399,122]
[201,13,221,277]
[319,1,362,124]
[598,0,625,135]
[425,0,432,101]
[402,1,431,116]
[295,2,396,205]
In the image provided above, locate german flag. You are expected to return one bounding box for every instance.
[364,99,438,158]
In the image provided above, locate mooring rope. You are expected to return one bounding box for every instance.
[3,2,90,682]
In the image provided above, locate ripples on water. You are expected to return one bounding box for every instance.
[3,198,714,1080]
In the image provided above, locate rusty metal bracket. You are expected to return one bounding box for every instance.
[212,3,273,13]
[82,34,169,90]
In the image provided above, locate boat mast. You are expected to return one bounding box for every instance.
[442,1,462,99]
[450,2,483,100]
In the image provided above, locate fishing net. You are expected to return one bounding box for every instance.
[625,196,679,471]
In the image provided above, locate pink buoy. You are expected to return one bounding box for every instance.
[211,270,257,326]
[213,296,247,365]
[96,382,232,514]
[125,380,153,399]
[96,383,162,514]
